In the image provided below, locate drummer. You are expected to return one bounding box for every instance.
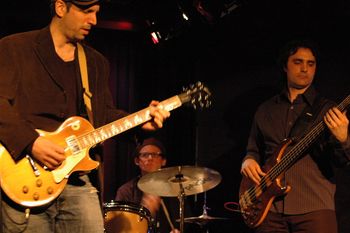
[115,137,195,233]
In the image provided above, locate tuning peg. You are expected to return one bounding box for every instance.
[191,98,197,110]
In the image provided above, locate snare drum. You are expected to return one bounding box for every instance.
[104,201,152,233]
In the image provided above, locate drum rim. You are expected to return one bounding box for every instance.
[103,200,151,221]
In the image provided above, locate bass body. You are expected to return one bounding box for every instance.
[239,139,292,228]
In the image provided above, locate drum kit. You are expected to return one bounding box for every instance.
[104,165,229,233]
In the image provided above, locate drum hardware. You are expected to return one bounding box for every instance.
[138,165,222,233]
[103,200,153,233]
[177,192,229,233]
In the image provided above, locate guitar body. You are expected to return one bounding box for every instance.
[239,139,292,228]
[0,116,99,207]
[36,116,100,173]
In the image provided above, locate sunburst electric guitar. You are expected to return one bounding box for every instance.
[239,94,350,228]
[0,81,211,208]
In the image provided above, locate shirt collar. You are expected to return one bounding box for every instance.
[277,85,317,105]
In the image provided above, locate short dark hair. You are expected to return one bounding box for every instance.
[134,137,167,158]
[277,39,321,70]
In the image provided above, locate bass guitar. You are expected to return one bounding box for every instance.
[239,94,350,228]
[0,81,211,207]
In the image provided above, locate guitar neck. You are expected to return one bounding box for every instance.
[63,81,211,154]
[76,95,182,149]
[267,94,350,181]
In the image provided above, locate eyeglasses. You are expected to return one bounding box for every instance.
[138,152,163,159]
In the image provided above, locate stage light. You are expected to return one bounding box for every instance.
[97,20,135,31]
[144,1,192,45]
[150,31,161,44]
[182,12,189,21]
[194,0,241,24]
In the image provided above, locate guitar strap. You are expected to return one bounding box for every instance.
[77,43,94,125]
[289,94,327,139]
[76,43,105,205]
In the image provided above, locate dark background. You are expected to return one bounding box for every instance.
[1,0,350,232]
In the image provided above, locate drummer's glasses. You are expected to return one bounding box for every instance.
[138,152,163,159]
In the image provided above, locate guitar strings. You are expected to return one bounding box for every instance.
[74,97,185,148]
[242,120,324,203]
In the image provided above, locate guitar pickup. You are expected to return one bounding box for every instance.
[65,135,81,154]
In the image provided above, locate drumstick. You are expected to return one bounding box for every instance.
[160,199,176,231]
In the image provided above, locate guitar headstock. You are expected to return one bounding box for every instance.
[179,81,212,109]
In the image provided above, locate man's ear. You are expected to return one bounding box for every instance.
[161,158,167,167]
[134,157,140,166]
[55,0,68,18]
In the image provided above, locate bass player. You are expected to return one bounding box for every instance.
[240,39,349,233]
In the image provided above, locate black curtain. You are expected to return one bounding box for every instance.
[88,28,140,202]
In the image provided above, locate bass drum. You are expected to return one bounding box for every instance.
[104,201,153,233]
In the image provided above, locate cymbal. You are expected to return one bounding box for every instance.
[137,166,222,197]
[177,214,230,225]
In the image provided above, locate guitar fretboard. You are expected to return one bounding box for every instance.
[76,95,182,149]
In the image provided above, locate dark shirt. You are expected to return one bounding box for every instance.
[115,177,143,203]
[244,86,350,214]
[53,53,80,118]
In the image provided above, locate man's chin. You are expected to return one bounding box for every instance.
[290,83,312,90]
[75,34,87,41]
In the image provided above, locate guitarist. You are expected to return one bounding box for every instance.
[240,39,350,233]
[0,0,170,232]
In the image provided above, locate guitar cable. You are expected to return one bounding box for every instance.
[224,201,245,213]
[25,209,30,220]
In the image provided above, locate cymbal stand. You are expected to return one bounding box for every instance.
[176,166,186,233]
[202,192,209,217]
[200,192,210,233]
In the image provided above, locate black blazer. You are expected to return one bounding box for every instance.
[0,26,127,160]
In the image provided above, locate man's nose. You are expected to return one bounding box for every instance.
[301,63,308,72]
[88,14,97,26]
